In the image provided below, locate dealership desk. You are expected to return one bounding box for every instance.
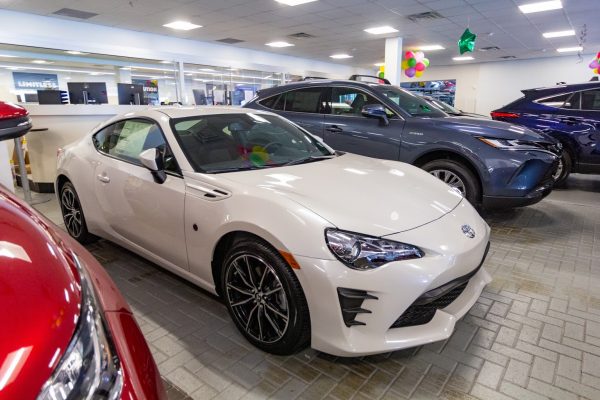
[21,104,147,192]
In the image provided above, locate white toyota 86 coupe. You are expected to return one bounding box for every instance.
[56,107,492,356]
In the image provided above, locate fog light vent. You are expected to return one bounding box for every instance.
[337,288,378,327]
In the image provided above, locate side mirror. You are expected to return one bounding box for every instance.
[361,104,389,126]
[139,147,167,184]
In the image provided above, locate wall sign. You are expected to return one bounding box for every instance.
[13,72,59,90]
[132,78,159,105]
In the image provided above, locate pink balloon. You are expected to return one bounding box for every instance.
[415,62,425,71]
[405,67,416,77]
[415,51,425,61]
[590,60,600,69]
[405,51,414,59]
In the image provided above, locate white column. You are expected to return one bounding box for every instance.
[176,61,187,105]
[117,67,132,83]
[385,37,403,86]
[0,142,14,192]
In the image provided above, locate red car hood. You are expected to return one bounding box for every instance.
[0,190,81,399]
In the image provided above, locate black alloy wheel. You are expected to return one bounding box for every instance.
[222,237,310,355]
[59,182,96,244]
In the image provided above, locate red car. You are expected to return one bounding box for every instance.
[0,186,167,399]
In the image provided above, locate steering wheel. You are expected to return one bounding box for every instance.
[263,141,283,154]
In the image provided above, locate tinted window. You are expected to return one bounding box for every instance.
[581,90,600,110]
[330,87,391,117]
[283,88,323,113]
[170,113,332,173]
[374,86,446,117]
[259,94,279,109]
[562,92,581,110]
[93,119,179,172]
[538,93,570,108]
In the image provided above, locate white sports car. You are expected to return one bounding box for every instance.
[56,107,491,356]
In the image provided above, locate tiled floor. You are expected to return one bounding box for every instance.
[29,174,600,400]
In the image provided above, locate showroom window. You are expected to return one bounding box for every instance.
[581,89,600,110]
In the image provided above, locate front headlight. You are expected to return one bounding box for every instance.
[38,253,122,400]
[477,137,541,150]
[325,229,424,270]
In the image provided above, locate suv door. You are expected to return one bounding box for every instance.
[322,86,404,160]
[92,118,188,269]
[259,87,326,138]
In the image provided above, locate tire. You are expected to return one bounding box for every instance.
[221,237,310,355]
[553,150,572,187]
[421,159,481,206]
[59,182,97,244]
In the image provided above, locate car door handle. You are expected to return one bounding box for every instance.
[326,125,343,133]
[97,174,110,183]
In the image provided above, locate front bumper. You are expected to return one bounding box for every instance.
[294,201,492,357]
[482,176,554,209]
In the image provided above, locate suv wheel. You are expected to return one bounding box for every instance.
[421,159,481,205]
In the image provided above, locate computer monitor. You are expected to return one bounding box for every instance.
[23,93,39,103]
[117,83,145,105]
[37,90,65,105]
[67,82,108,104]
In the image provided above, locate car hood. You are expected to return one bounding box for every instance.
[425,116,554,142]
[221,153,463,236]
[0,190,81,399]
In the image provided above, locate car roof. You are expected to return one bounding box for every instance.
[257,79,389,96]
[152,106,271,119]
[523,81,600,98]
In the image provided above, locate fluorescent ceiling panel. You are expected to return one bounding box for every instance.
[518,1,562,14]
[364,26,398,35]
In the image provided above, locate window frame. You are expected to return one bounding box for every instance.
[91,117,182,177]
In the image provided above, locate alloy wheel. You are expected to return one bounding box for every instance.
[429,169,466,196]
[553,157,564,181]
[60,187,83,237]
[225,254,289,344]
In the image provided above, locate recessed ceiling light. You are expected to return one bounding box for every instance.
[330,54,353,59]
[518,0,562,14]
[0,54,18,58]
[120,67,131,70]
[65,50,86,55]
[413,44,445,51]
[266,41,295,48]
[542,30,575,38]
[364,26,398,35]
[163,20,202,31]
[556,46,583,53]
[274,0,318,6]
[374,62,385,67]
[159,60,172,64]
[453,56,474,61]
[199,68,216,72]
[31,60,52,64]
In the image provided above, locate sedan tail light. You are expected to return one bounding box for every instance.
[490,111,520,119]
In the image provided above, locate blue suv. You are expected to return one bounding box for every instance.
[244,79,561,209]
[492,81,600,185]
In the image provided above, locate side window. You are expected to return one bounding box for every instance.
[330,87,391,117]
[283,88,323,113]
[259,94,279,110]
[581,90,600,110]
[562,92,581,110]
[538,93,570,108]
[94,119,179,173]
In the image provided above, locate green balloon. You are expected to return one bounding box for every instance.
[458,28,477,54]
[408,58,417,67]
[422,58,430,67]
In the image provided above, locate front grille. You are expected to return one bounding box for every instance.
[390,282,468,328]
[390,242,489,329]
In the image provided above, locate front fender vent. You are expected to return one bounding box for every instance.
[186,183,231,201]
[337,288,378,327]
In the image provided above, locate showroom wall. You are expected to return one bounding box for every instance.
[0,10,369,79]
[402,54,596,116]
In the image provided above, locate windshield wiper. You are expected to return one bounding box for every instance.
[284,154,336,166]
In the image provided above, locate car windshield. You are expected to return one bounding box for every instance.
[427,98,461,115]
[375,86,447,117]
[170,113,334,173]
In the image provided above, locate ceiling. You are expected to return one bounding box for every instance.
[0,0,598,68]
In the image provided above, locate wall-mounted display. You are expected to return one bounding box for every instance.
[132,79,159,105]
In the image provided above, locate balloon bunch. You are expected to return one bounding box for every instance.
[589,52,600,75]
[402,51,429,78]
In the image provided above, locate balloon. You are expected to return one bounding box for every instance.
[405,67,416,77]
[408,58,417,67]
[596,68,599,75]
[415,51,424,61]
[422,58,430,67]
[405,51,414,59]
[590,60,599,69]
[401,60,409,69]
[415,70,423,78]
[415,62,425,71]
[458,28,477,54]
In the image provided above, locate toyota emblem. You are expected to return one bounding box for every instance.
[461,224,476,238]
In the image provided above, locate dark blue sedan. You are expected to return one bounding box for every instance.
[245,79,561,209]
[492,81,600,185]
